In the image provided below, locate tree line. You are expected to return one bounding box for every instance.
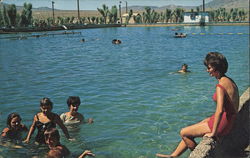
[0,3,32,27]
[0,3,248,28]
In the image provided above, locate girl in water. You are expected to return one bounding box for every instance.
[24,97,72,144]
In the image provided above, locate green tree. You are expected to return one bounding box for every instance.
[95,17,99,24]
[19,3,32,27]
[165,9,172,23]
[97,4,109,24]
[238,9,246,21]
[208,11,215,22]
[125,9,133,24]
[159,12,164,23]
[0,7,3,26]
[109,5,118,24]
[80,17,86,24]
[7,4,17,27]
[151,11,160,23]
[173,8,184,23]
[196,6,200,12]
[87,17,91,24]
[2,5,10,27]
[46,17,53,26]
[91,16,96,24]
[133,13,142,24]
[144,7,152,23]
[231,8,238,21]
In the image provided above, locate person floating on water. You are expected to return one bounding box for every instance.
[112,39,122,44]
[157,52,239,158]
[178,64,191,73]
[174,32,187,38]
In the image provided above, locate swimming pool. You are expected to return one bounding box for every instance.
[0,25,249,158]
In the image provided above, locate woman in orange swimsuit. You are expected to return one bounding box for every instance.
[157,52,239,158]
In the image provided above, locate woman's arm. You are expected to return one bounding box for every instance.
[23,115,37,143]
[78,150,95,158]
[54,114,70,139]
[1,128,10,137]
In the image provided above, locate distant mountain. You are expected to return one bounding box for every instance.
[125,5,196,12]
[124,0,249,12]
[1,0,248,12]
[205,0,249,9]
[0,3,59,11]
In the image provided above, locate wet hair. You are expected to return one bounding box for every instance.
[44,128,60,142]
[67,96,81,107]
[182,64,188,68]
[112,39,121,44]
[204,52,228,74]
[47,149,64,158]
[40,97,53,109]
[7,112,21,128]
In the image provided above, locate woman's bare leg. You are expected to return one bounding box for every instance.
[156,120,211,157]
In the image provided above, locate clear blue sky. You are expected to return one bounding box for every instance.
[2,0,213,10]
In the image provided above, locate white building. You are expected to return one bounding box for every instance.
[183,12,209,23]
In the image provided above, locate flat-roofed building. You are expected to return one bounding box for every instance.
[183,12,209,23]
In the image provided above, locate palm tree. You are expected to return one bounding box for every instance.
[196,6,200,13]
[133,13,142,23]
[144,7,151,23]
[0,7,4,27]
[238,9,246,21]
[125,9,133,24]
[108,5,118,24]
[91,17,96,24]
[97,4,109,24]
[165,9,172,23]
[6,4,17,27]
[231,8,238,21]
[19,3,32,27]
[173,8,184,23]
[2,5,10,26]
[159,12,164,23]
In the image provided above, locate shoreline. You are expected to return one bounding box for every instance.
[0,22,249,34]
[125,22,250,27]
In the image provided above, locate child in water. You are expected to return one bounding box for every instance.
[60,96,93,125]
[45,128,95,158]
[1,112,28,140]
[178,64,191,73]
[23,97,72,144]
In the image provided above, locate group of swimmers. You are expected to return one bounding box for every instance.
[1,96,95,158]
[174,32,187,38]
[80,38,122,44]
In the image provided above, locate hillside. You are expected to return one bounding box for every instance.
[205,0,249,9]
[125,0,249,12]
[1,0,248,19]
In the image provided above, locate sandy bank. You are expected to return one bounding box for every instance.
[125,22,249,27]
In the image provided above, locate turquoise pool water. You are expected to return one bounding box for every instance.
[0,25,249,158]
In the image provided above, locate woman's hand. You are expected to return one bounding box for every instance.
[78,150,95,158]
[204,133,214,138]
[88,118,94,124]
[22,139,29,143]
[68,138,76,141]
